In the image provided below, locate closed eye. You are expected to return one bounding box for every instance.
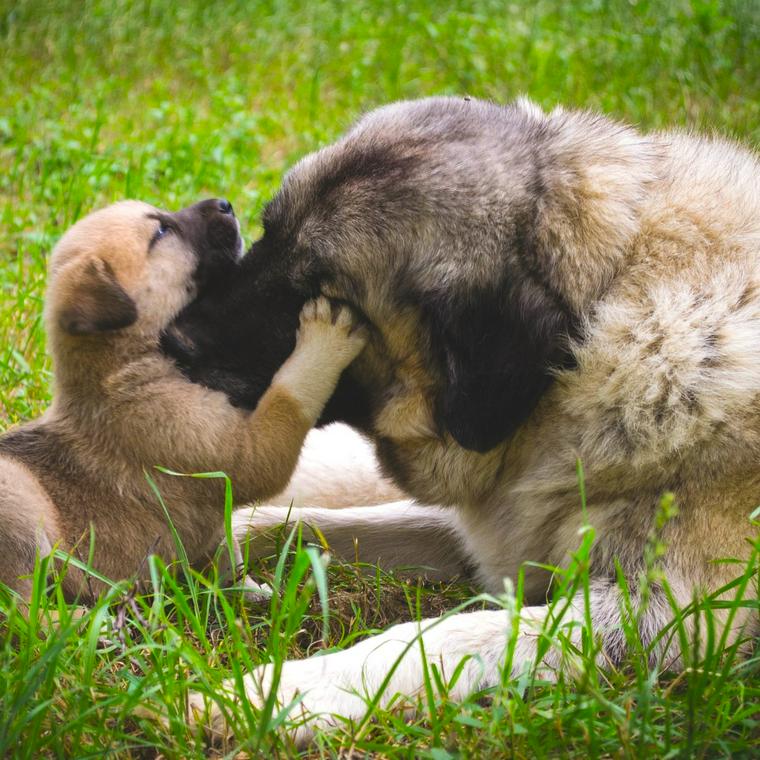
[148,216,175,251]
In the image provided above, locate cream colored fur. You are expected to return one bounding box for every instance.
[189,102,759,746]
[271,424,405,508]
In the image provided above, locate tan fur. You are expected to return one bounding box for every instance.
[339,111,760,596]
[197,100,760,745]
[0,201,366,600]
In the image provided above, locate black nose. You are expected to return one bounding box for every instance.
[217,199,234,215]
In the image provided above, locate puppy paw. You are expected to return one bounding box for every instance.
[274,296,367,421]
[296,296,367,368]
[240,574,273,604]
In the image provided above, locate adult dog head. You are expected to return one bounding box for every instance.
[162,97,655,485]
[159,102,760,744]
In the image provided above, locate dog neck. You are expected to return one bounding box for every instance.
[48,329,158,399]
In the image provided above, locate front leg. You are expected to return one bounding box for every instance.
[230,297,367,501]
[187,577,731,747]
[188,607,545,747]
[105,297,365,506]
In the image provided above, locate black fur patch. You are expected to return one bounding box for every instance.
[161,233,372,428]
[422,275,576,453]
[162,198,242,292]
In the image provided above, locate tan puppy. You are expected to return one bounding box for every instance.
[0,199,366,601]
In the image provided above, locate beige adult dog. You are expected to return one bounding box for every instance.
[163,97,760,745]
[0,199,375,602]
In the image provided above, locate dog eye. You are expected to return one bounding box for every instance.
[148,221,172,250]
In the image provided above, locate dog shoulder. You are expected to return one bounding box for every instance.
[534,119,759,464]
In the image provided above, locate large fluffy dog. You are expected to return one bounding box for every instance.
[0,199,372,602]
[163,97,760,742]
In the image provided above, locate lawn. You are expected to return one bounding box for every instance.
[1,0,759,757]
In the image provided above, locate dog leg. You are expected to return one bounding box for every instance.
[107,297,366,506]
[188,603,569,746]
[187,574,756,747]
[219,297,367,501]
[271,423,406,508]
[232,501,470,581]
[0,459,60,600]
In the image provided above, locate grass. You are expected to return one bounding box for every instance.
[0,0,758,756]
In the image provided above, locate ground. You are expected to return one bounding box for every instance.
[0,1,759,757]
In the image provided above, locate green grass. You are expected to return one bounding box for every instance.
[0,0,759,756]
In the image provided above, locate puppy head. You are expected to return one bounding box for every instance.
[47,199,242,345]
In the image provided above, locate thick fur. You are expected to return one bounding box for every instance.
[0,200,369,601]
[162,98,760,744]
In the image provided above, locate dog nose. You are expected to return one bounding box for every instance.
[217,199,234,215]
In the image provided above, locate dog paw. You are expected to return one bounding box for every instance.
[296,296,367,367]
[184,656,370,748]
[185,689,235,743]
[274,296,368,422]
[240,574,273,603]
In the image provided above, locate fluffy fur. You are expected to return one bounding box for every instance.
[0,200,368,601]
[161,98,760,745]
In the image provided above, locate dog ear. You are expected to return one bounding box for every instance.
[424,281,573,453]
[57,258,138,336]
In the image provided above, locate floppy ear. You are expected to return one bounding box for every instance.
[57,258,138,336]
[424,280,574,453]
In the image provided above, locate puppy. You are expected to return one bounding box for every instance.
[163,97,760,744]
[0,199,366,602]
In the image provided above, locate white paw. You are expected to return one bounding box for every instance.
[186,651,375,748]
[296,296,367,368]
[273,296,367,421]
[240,574,273,603]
